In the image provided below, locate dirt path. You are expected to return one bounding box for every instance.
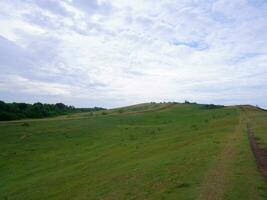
[247,126,267,179]
[198,107,267,200]
[197,109,243,200]
[242,105,267,180]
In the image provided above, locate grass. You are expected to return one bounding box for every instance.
[0,103,267,199]
[242,106,267,149]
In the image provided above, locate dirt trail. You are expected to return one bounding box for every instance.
[242,105,267,180]
[197,109,243,200]
[198,106,267,200]
[247,126,267,179]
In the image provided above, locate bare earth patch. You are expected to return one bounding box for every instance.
[248,126,267,179]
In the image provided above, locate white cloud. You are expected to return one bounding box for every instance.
[0,75,71,96]
[0,0,266,108]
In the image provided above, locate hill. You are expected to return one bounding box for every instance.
[1,103,267,199]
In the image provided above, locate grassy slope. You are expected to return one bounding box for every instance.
[242,106,267,149]
[0,103,173,123]
[0,103,267,199]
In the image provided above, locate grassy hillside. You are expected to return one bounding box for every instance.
[1,103,267,199]
[242,105,267,152]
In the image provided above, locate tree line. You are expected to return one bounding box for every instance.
[0,100,105,121]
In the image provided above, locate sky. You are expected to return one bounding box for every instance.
[0,0,267,108]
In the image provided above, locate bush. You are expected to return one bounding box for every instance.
[201,104,224,109]
[101,111,107,115]
[21,122,30,127]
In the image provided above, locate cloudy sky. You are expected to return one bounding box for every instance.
[0,0,266,108]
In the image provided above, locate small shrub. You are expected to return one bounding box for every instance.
[201,104,224,109]
[192,124,198,130]
[21,122,30,127]
[176,183,190,188]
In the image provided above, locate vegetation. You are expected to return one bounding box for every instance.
[201,104,224,109]
[242,105,267,150]
[0,100,105,121]
[0,103,267,199]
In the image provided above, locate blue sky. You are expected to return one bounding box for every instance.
[0,0,267,108]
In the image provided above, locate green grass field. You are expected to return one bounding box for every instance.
[1,103,267,200]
